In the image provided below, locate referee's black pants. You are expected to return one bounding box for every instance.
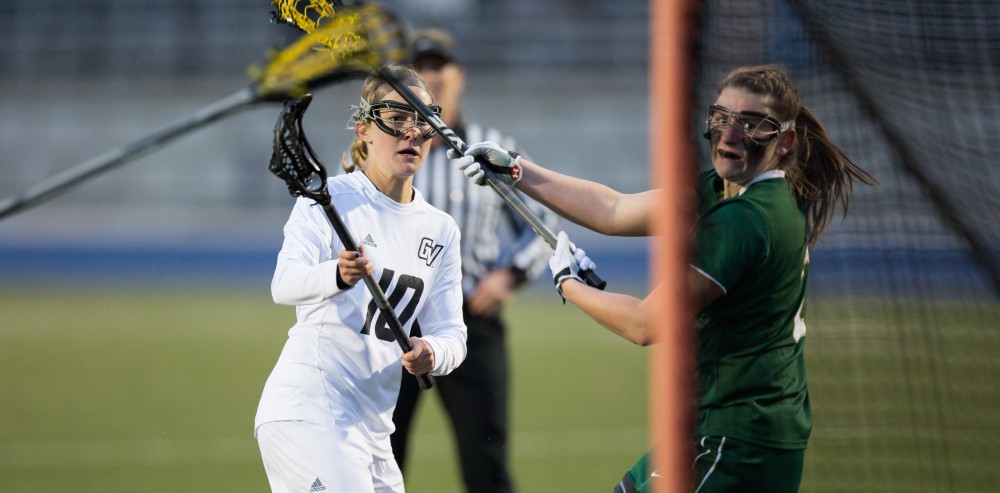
[391,304,514,493]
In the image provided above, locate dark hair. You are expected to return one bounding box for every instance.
[341,63,433,173]
[718,64,878,246]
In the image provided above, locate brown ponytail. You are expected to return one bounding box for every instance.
[787,104,877,245]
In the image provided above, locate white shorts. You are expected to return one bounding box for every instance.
[256,420,405,493]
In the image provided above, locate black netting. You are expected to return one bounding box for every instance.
[693,1,1000,490]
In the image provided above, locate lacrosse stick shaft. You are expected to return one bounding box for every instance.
[0,88,258,221]
[376,67,607,290]
[315,198,435,390]
[1,2,405,221]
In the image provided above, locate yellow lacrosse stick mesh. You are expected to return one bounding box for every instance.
[272,0,336,33]
[270,1,407,60]
[251,4,407,99]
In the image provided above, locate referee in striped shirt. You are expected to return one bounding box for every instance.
[390,29,557,493]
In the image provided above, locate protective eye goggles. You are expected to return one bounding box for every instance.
[704,104,794,145]
[353,99,443,139]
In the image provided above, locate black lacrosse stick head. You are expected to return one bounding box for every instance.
[270,94,330,203]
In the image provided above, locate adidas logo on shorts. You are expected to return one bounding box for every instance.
[309,478,326,492]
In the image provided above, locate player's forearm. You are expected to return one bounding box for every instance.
[271,259,345,305]
[419,275,468,375]
[516,160,620,234]
[517,159,652,236]
[560,280,653,346]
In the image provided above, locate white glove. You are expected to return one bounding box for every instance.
[549,231,596,302]
[448,141,522,186]
[573,243,597,273]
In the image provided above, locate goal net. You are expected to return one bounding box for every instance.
[691,1,1000,490]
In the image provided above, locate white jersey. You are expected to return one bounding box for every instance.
[255,171,467,460]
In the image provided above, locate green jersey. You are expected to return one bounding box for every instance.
[691,169,811,450]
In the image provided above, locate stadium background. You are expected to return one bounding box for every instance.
[2,0,999,492]
[0,0,651,287]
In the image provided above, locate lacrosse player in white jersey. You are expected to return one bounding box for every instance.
[255,64,467,493]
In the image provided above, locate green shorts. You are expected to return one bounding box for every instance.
[614,437,804,493]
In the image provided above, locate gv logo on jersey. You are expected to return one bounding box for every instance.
[417,237,443,267]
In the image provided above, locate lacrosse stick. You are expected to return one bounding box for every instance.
[374,72,606,291]
[274,0,607,290]
[270,94,435,390]
[0,3,406,221]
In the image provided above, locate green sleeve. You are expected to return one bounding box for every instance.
[692,200,769,292]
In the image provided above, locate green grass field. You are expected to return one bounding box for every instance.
[0,286,648,492]
[2,288,999,492]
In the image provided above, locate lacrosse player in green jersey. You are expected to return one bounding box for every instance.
[453,64,876,492]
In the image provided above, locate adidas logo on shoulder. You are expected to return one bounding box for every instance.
[309,478,326,492]
[362,234,378,248]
